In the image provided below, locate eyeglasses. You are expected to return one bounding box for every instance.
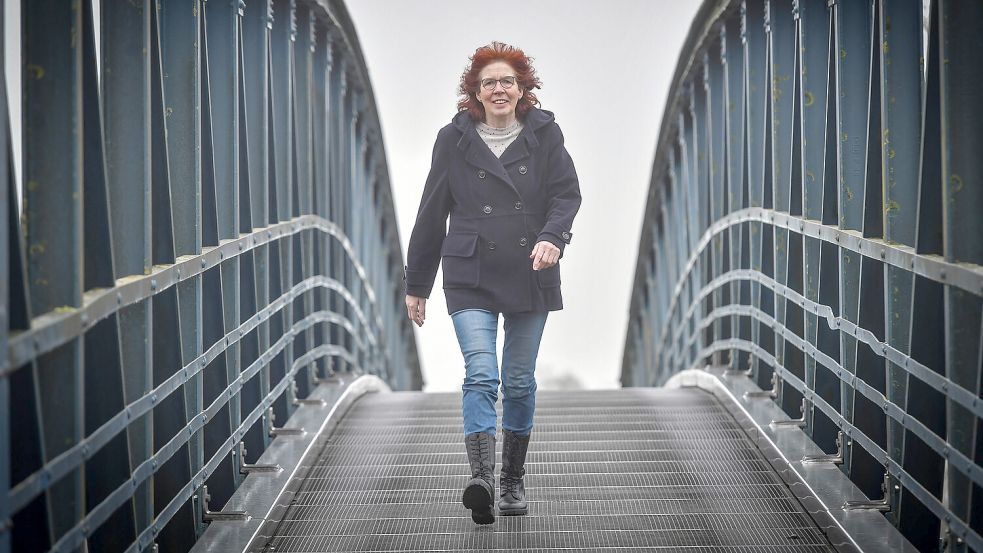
[479,76,517,91]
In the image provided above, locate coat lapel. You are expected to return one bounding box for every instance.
[453,108,554,197]
[498,136,530,167]
[464,131,514,188]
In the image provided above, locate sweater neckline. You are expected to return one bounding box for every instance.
[476,120,521,136]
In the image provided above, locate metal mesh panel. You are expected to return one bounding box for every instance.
[252,388,837,552]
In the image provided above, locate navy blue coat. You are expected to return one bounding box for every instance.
[404,107,582,314]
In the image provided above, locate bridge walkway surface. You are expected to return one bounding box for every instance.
[248,388,841,552]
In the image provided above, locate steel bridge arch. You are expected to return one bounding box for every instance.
[0,0,420,551]
[622,0,982,551]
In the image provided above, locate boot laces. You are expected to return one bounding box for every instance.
[467,436,491,478]
[501,473,521,495]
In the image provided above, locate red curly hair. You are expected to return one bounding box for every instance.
[457,41,542,122]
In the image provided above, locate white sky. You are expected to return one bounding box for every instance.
[346,0,701,391]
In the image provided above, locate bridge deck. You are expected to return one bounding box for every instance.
[251,388,837,552]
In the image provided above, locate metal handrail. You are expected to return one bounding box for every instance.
[623,0,982,550]
[0,0,420,551]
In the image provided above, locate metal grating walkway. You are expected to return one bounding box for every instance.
[251,388,837,552]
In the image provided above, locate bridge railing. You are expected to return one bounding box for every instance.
[622,0,981,551]
[0,0,420,551]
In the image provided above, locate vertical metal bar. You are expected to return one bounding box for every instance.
[778,1,808,420]
[815,8,843,454]
[722,17,745,372]
[160,0,205,466]
[77,1,140,549]
[157,0,201,544]
[102,0,154,538]
[206,0,240,241]
[104,0,151,280]
[662,183,675,373]
[244,0,271,230]
[243,0,272,456]
[768,1,796,406]
[294,5,316,391]
[785,20,808,426]
[355,110,368,373]
[796,0,829,441]
[203,0,242,509]
[200,7,233,505]
[938,0,983,539]
[758,19,777,392]
[674,101,688,368]
[688,76,706,370]
[903,3,945,548]
[22,0,84,543]
[743,0,767,385]
[314,27,332,378]
[236,15,258,472]
[878,0,921,529]
[272,0,293,225]
[294,6,314,217]
[329,51,344,375]
[270,0,295,413]
[832,0,871,475]
[768,0,795,209]
[343,79,356,373]
[848,0,889,501]
[706,44,727,365]
[0,3,10,548]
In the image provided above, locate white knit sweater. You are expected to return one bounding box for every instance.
[476,120,523,158]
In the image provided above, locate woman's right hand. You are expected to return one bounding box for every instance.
[405,295,427,327]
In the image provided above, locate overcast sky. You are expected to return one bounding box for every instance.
[346,0,701,392]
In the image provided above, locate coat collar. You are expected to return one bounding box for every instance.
[452,106,553,152]
[452,108,554,192]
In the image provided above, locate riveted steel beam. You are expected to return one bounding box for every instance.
[624,0,980,550]
[3,0,418,550]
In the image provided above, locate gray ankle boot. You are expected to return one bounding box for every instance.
[498,429,530,515]
[462,432,496,524]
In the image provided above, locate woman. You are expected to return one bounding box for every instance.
[403,41,581,525]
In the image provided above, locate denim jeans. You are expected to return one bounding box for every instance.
[451,309,549,438]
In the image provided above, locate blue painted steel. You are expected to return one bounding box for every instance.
[0,5,10,550]
[0,0,419,551]
[623,1,982,551]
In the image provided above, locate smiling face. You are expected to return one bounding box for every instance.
[476,61,524,128]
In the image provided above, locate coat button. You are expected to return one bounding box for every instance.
[519,237,528,247]
[518,165,528,175]
[483,205,492,214]
[477,170,486,179]
[488,241,497,250]
[514,201,523,210]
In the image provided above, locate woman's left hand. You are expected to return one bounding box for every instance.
[530,241,560,271]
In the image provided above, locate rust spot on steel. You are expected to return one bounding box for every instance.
[25,64,44,80]
[949,174,964,195]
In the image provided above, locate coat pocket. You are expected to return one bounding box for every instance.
[536,263,561,288]
[441,232,479,289]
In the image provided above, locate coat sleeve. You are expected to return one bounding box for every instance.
[536,123,582,257]
[404,131,453,298]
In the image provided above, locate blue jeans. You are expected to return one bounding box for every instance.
[451,309,549,438]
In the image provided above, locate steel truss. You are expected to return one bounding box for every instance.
[623,1,982,551]
[0,1,420,551]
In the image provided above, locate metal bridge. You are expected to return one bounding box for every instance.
[0,1,978,553]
